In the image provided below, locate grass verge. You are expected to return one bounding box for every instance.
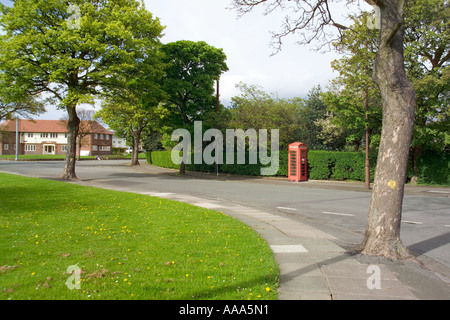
[0,173,279,300]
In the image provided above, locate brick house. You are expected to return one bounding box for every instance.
[0,119,113,156]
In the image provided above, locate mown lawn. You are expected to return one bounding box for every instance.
[0,173,279,300]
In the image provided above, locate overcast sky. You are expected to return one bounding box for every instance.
[1,0,372,120]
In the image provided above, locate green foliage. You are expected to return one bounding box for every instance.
[148,150,373,180]
[408,151,450,185]
[0,0,164,109]
[230,83,329,150]
[0,173,278,300]
[148,151,181,170]
[161,40,228,128]
[148,149,448,185]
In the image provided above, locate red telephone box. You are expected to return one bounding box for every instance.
[288,142,308,182]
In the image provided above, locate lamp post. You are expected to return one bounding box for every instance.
[216,78,220,176]
[15,116,19,161]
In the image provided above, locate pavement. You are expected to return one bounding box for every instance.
[68,162,450,300]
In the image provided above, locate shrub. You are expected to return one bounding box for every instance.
[148,149,447,185]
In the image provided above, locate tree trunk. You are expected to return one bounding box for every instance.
[77,136,82,161]
[60,105,80,180]
[360,0,417,259]
[131,131,141,166]
[180,155,186,174]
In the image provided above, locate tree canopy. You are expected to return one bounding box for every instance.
[0,0,164,178]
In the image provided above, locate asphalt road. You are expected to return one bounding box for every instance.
[1,159,449,275]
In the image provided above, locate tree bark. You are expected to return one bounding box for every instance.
[360,0,416,259]
[131,131,141,166]
[60,105,80,180]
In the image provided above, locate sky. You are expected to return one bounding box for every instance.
[1,0,373,120]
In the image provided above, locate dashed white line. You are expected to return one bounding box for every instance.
[402,220,423,225]
[427,190,450,194]
[277,207,297,211]
[322,211,355,217]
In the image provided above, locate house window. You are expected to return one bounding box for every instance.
[4,144,8,151]
[27,133,34,138]
[25,145,36,152]
[106,135,110,140]
[50,133,58,138]
[62,145,67,152]
[40,133,48,138]
[94,133,98,139]
[92,145,98,151]
[100,134,104,140]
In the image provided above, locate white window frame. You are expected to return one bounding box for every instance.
[25,145,36,152]
[4,144,8,151]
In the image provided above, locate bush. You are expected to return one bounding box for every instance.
[148,149,448,185]
[149,151,180,170]
[414,151,449,185]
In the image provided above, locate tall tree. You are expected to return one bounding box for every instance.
[325,2,449,179]
[323,13,382,153]
[161,40,228,174]
[403,0,449,175]
[230,0,418,259]
[0,0,164,179]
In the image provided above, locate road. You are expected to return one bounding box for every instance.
[1,159,449,273]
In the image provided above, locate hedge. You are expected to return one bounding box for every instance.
[147,150,448,185]
[408,151,449,185]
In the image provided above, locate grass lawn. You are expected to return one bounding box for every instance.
[0,173,279,300]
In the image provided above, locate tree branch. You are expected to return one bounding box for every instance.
[381,22,401,47]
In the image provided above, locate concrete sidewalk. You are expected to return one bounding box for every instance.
[136,192,418,300]
[74,163,434,300]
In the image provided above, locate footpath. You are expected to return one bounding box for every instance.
[77,162,450,300]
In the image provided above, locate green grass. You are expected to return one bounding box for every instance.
[0,154,147,160]
[0,173,279,300]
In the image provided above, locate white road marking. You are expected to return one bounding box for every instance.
[277,207,297,211]
[141,192,175,197]
[427,190,450,194]
[195,202,224,209]
[322,211,355,217]
[444,225,450,228]
[402,220,423,225]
